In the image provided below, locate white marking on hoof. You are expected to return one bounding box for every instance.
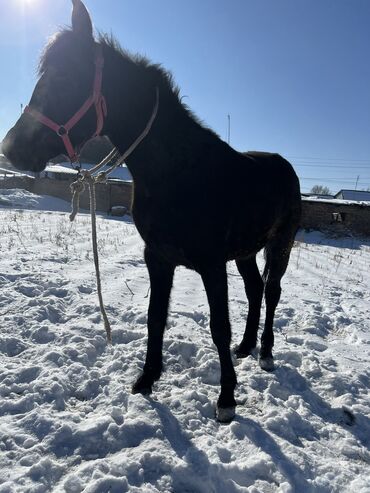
[216,405,236,423]
[259,356,275,372]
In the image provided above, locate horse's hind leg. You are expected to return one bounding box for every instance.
[259,240,294,371]
[235,255,264,358]
[132,247,174,395]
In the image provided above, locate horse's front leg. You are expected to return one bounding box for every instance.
[201,263,237,422]
[132,247,175,395]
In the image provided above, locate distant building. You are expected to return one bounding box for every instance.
[334,190,370,202]
[42,164,78,181]
[41,163,132,182]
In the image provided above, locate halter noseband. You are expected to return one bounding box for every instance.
[24,45,107,163]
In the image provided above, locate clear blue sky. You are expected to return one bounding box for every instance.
[1,0,370,193]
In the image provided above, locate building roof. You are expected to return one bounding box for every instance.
[46,162,132,181]
[44,164,78,175]
[0,166,28,177]
[335,189,370,202]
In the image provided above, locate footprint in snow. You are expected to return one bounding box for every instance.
[17,366,41,383]
[78,284,93,294]
[341,407,356,426]
[0,337,29,357]
[15,284,42,298]
[286,336,304,346]
[276,350,303,368]
[44,287,70,298]
[249,374,269,392]
[217,447,232,463]
[279,307,295,317]
[304,340,328,352]
[112,328,144,345]
[31,326,56,344]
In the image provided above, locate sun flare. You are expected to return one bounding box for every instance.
[17,0,39,5]
[15,0,43,13]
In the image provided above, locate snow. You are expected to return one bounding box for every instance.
[302,196,370,207]
[0,167,28,178]
[0,188,369,492]
[44,165,79,176]
[0,189,74,212]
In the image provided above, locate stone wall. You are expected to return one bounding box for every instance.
[0,175,35,192]
[301,198,370,236]
[1,176,370,236]
[0,175,133,213]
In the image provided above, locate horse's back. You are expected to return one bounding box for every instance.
[234,150,301,216]
[240,151,299,188]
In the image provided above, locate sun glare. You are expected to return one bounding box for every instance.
[17,0,39,5]
[15,0,42,13]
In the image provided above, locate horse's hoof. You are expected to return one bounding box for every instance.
[235,349,248,359]
[132,375,153,395]
[234,345,255,359]
[132,385,152,395]
[259,356,275,372]
[216,405,236,423]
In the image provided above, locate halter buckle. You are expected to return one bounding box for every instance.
[57,125,68,137]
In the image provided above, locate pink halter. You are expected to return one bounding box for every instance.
[24,45,107,163]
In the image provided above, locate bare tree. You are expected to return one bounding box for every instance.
[310,185,331,195]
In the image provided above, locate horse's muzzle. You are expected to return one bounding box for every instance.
[2,126,49,172]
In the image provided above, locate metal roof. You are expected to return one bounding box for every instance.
[335,190,370,202]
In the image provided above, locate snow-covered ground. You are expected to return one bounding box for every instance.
[0,189,369,493]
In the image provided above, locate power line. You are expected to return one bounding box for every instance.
[298,174,370,181]
[286,155,370,163]
[293,163,370,169]
[299,177,369,186]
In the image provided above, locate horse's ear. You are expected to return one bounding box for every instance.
[71,0,93,39]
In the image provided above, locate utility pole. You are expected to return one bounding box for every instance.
[227,114,231,145]
[355,175,359,190]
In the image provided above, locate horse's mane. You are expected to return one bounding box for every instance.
[98,33,214,132]
[38,29,73,75]
[38,28,218,136]
[98,33,181,96]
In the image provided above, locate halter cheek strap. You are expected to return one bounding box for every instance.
[24,45,107,163]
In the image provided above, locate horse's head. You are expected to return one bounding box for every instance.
[2,0,102,171]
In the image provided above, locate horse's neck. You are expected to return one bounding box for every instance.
[126,110,205,179]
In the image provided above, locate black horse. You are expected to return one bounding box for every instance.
[3,0,301,422]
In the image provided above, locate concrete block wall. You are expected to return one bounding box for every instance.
[0,175,35,192]
[2,176,370,236]
[1,176,133,213]
[301,199,370,236]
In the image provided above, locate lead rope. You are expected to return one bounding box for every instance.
[69,88,159,344]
